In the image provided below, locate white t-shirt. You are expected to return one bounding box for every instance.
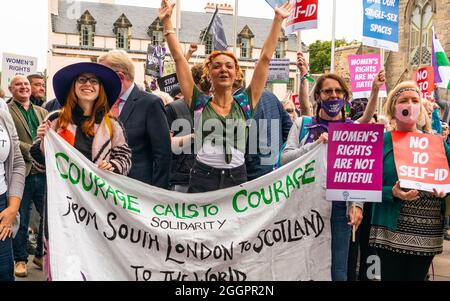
[0,124,11,195]
[0,98,8,112]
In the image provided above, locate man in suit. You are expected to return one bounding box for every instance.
[8,75,48,277]
[98,50,171,189]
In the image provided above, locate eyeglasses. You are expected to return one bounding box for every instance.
[320,88,345,97]
[76,76,100,86]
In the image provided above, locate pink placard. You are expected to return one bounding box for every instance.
[348,54,387,99]
[326,123,384,203]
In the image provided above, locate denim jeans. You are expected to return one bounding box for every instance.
[13,173,46,263]
[0,193,14,281]
[331,203,351,281]
[188,160,247,193]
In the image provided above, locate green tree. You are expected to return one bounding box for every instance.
[308,39,349,74]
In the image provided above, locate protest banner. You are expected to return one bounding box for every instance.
[362,0,399,52]
[267,59,290,83]
[348,54,387,99]
[413,66,435,101]
[45,131,332,281]
[157,73,179,95]
[1,53,38,97]
[326,123,384,203]
[392,131,450,193]
[285,0,318,34]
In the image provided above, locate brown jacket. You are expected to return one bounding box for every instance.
[8,100,48,176]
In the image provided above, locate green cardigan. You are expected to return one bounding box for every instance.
[371,131,450,230]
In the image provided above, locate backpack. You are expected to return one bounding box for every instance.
[195,92,252,120]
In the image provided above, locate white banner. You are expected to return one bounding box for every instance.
[45,131,332,281]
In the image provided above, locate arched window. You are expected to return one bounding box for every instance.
[409,1,434,66]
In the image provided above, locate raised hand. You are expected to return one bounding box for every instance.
[188,44,198,54]
[159,0,175,23]
[275,1,294,20]
[373,69,386,89]
[297,51,309,76]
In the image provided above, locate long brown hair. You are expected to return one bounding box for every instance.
[57,81,110,137]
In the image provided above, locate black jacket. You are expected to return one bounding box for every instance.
[119,85,171,189]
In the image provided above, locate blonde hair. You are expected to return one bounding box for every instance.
[98,50,135,81]
[384,81,431,132]
[152,90,174,106]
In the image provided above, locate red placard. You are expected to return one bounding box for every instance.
[285,0,318,34]
[413,66,435,101]
[392,131,450,192]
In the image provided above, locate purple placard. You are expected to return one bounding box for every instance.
[326,123,384,203]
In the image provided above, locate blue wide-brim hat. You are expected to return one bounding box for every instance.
[53,62,121,107]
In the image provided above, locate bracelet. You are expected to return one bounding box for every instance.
[300,73,310,83]
[164,30,176,36]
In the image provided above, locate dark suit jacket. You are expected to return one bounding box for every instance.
[119,85,171,188]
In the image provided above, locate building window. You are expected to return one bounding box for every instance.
[241,38,251,59]
[265,82,274,92]
[152,30,164,46]
[238,25,254,60]
[77,10,96,47]
[80,25,93,47]
[287,78,295,92]
[409,1,434,66]
[114,14,132,50]
[116,28,128,49]
[148,18,165,46]
[205,35,213,55]
[275,41,286,59]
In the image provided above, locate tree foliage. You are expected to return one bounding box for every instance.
[308,39,351,74]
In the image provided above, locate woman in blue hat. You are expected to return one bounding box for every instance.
[30,62,132,175]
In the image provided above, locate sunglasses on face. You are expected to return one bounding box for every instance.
[320,88,344,97]
[286,108,294,113]
[76,76,100,86]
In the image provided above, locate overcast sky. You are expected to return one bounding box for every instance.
[0,0,362,71]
